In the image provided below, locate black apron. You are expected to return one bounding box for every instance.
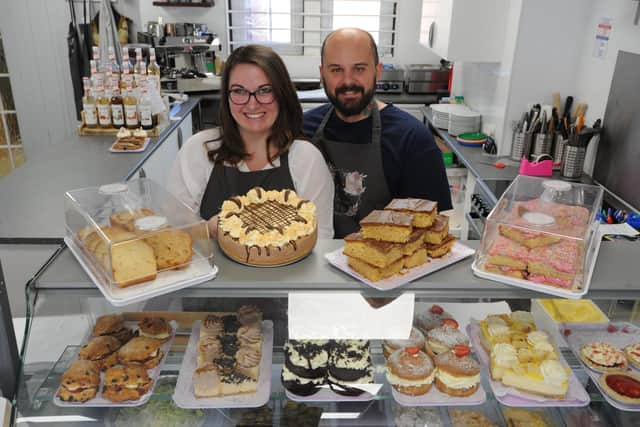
[199,153,296,220]
[311,103,392,238]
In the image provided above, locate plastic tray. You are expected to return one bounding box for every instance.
[109,137,151,153]
[562,322,640,412]
[325,242,475,291]
[471,230,602,299]
[284,367,384,403]
[467,322,589,407]
[391,376,486,407]
[53,320,177,407]
[173,320,273,409]
[65,236,218,307]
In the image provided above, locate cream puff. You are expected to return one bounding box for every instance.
[425,323,469,358]
[434,346,480,397]
[386,347,435,396]
[383,327,425,359]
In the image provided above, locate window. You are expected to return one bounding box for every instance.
[0,32,24,178]
[227,0,397,57]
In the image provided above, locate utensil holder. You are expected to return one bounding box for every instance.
[532,134,553,157]
[511,131,533,161]
[552,134,567,167]
[562,145,586,179]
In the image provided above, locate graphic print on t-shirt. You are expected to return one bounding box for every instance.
[331,167,367,217]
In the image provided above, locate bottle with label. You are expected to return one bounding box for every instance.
[107,46,121,89]
[121,62,133,90]
[136,61,147,88]
[147,48,161,93]
[134,48,144,78]
[92,46,102,72]
[110,87,125,128]
[82,77,97,128]
[97,89,112,128]
[124,87,139,129]
[90,59,104,91]
[138,87,155,130]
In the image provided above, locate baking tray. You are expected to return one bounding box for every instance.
[325,242,475,291]
[173,320,273,409]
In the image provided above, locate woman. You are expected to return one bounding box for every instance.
[168,45,334,238]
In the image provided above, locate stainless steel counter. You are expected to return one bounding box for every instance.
[0,99,199,241]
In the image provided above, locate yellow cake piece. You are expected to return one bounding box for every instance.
[347,256,404,282]
[384,198,437,228]
[540,299,608,323]
[404,247,428,269]
[343,232,404,268]
[360,210,413,243]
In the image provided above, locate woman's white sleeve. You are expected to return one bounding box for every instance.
[289,140,335,238]
[167,131,216,212]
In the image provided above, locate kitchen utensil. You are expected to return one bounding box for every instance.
[478,161,506,169]
[563,95,574,120]
[552,92,562,114]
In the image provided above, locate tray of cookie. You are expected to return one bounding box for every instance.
[561,322,640,411]
[173,305,274,409]
[468,310,590,407]
[54,314,176,407]
[64,178,217,306]
[472,176,604,299]
[325,198,475,291]
[110,128,151,153]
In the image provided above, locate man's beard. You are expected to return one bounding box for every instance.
[324,79,376,117]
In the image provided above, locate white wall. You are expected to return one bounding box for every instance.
[576,0,640,174]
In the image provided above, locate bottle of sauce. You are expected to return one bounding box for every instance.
[123,87,139,129]
[97,89,112,128]
[110,87,125,129]
[139,87,154,130]
[82,77,97,128]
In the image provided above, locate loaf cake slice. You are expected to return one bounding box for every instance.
[144,228,193,270]
[343,232,404,268]
[385,198,437,228]
[359,210,414,243]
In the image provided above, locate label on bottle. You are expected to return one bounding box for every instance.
[111,104,124,126]
[84,104,98,126]
[97,104,111,126]
[139,104,153,127]
[124,104,138,127]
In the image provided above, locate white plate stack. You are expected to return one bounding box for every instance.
[448,107,481,136]
[430,104,454,129]
[430,104,481,135]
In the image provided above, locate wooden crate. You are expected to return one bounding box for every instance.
[78,111,162,137]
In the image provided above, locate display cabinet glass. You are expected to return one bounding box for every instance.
[13,240,640,426]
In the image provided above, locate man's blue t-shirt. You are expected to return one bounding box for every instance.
[303,103,453,211]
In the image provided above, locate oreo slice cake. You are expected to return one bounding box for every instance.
[281,340,329,396]
[327,340,374,396]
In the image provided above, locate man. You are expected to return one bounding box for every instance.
[304,28,452,238]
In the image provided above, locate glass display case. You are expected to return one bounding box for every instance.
[64,178,215,306]
[473,176,604,299]
[12,238,640,427]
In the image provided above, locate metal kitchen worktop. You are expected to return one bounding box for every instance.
[35,239,640,299]
[0,98,200,242]
[421,106,595,205]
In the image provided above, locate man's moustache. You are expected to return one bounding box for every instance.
[336,85,364,95]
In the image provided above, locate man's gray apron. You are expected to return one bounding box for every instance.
[199,152,295,220]
[311,103,392,238]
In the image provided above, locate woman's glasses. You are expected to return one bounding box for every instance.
[228,85,275,105]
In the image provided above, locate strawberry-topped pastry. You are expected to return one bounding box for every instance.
[434,345,480,397]
[425,321,469,358]
[386,346,435,396]
[579,341,628,372]
[414,304,455,334]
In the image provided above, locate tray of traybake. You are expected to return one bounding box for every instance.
[562,322,640,412]
[471,229,602,299]
[467,321,589,407]
[173,319,274,409]
[326,241,475,291]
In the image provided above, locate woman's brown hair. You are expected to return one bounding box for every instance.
[207,45,303,166]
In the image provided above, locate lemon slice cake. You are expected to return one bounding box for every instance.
[218,187,317,266]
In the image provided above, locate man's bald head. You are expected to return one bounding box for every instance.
[321,28,379,66]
